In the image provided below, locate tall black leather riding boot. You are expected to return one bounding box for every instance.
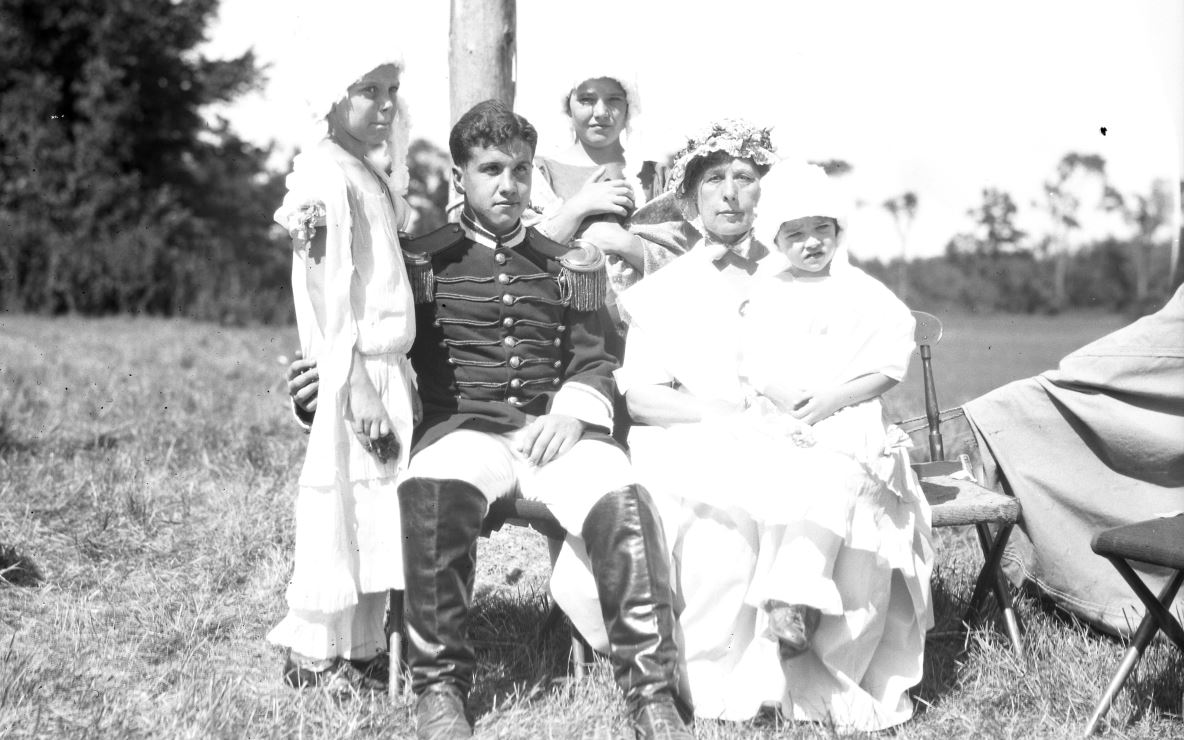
[581,485,692,739]
[398,477,487,739]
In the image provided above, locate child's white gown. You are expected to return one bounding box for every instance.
[268,140,418,662]
[618,251,934,731]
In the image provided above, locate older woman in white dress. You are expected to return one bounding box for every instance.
[615,132,934,732]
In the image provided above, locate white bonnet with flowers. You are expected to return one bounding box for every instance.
[753,160,852,274]
[666,119,779,200]
[296,46,412,195]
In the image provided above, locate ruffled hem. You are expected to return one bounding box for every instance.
[284,476,406,611]
[267,594,388,661]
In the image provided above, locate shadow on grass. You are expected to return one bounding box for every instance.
[0,544,44,587]
[468,588,576,717]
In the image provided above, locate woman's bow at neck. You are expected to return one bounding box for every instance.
[691,217,766,263]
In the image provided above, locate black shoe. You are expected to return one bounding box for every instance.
[281,650,338,689]
[282,650,387,693]
[414,684,471,739]
[765,601,821,660]
[631,695,694,740]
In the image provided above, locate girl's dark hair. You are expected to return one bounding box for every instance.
[449,100,538,166]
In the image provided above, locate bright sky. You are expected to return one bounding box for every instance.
[204,0,1183,260]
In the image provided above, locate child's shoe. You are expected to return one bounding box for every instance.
[765,601,821,659]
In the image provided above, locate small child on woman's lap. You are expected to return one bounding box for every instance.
[739,161,921,655]
[268,51,418,691]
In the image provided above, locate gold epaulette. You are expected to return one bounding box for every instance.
[526,231,608,312]
[401,223,464,304]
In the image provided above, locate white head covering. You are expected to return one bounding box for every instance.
[561,68,641,136]
[753,160,851,274]
[288,18,412,194]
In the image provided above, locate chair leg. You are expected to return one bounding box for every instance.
[1083,567,1184,735]
[964,523,1013,622]
[976,522,1025,660]
[386,589,405,700]
[569,629,591,681]
[995,566,1025,661]
[1109,559,1184,651]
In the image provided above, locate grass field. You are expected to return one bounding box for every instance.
[2,311,1180,739]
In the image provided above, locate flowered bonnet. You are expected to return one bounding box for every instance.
[295,43,412,195]
[666,119,779,199]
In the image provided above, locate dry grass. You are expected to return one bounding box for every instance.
[1,313,1179,739]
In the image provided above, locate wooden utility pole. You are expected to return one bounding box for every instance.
[449,0,516,125]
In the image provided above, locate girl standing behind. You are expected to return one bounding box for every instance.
[526,71,647,306]
[268,52,417,691]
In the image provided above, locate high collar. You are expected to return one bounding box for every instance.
[461,211,527,249]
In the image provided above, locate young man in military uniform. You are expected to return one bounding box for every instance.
[288,100,690,740]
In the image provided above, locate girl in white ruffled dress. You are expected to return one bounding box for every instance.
[268,51,417,690]
[618,162,933,731]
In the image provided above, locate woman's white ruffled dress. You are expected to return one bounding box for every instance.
[617,250,934,731]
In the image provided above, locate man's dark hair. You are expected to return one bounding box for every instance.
[448,100,538,166]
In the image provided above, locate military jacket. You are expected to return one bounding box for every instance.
[403,217,618,453]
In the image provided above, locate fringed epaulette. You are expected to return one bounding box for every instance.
[401,223,464,304]
[525,231,608,311]
[559,242,608,312]
[558,240,607,311]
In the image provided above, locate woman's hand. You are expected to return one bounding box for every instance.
[347,370,398,461]
[759,381,811,417]
[568,166,635,219]
[287,351,320,413]
[579,221,644,270]
[514,413,586,466]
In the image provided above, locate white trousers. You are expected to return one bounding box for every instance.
[406,429,635,534]
[408,429,637,652]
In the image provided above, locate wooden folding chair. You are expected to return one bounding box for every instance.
[1084,514,1184,735]
[385,499,592,698]
[907,310,1025,658]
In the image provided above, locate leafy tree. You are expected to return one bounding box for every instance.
[963,187,1027,256]
[1112,178,1173,307]
[882,192,918,299]
[0,0,288,321]
[1035,152,1121,311]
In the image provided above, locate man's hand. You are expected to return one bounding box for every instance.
[514,414,586,466]
[287,351,320,413]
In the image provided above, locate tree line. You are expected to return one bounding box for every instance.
[1,1,1178,325]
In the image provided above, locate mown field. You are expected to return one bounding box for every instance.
[2,310,1180,739]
